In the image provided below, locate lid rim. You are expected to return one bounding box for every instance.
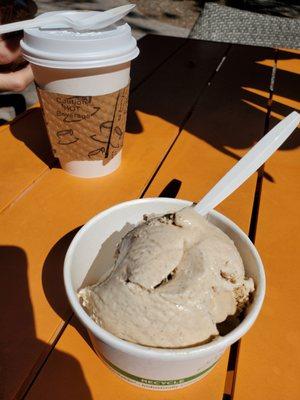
[22,48,139,69]
[25,23,129,42]
[21,38,137,61]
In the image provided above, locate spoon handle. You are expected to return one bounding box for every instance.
[195,111,300,215]
[0,15,62,34]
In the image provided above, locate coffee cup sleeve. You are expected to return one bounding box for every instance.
[37,83,129,165]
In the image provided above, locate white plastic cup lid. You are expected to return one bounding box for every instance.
[21,11,139,69]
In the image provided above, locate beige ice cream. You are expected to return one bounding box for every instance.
[78,207,254,348]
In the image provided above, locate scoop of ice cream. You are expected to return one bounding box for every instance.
[79,207,254,348]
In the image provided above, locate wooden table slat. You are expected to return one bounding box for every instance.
[234,49,300,400]
[0,109,51,213]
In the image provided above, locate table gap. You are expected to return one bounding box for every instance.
[140,44,232,198]
[223,47,278,400]
[19,315,73,400]
[232,48,300,400]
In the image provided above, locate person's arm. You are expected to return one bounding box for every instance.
[0,0,37,92]
[0,63,33,92]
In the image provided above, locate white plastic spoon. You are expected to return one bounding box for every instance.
[194,111,300,215]
[0,4,135,34]
[43,4,136,31]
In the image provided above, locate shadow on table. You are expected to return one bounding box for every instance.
[0,245,92,399]
[126,41,300,175]
[9,107,57,168]
[0,94,26,126]
[7,37,299,179]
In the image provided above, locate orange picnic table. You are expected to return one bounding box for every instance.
[1,36,299,400]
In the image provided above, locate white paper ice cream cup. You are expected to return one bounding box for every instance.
[21,12,139,178]
[64,198,266,390]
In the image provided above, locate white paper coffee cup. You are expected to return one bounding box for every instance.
[21,11,139,178]
[64,198,266,390]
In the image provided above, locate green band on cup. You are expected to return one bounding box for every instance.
[102,356,217,386]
